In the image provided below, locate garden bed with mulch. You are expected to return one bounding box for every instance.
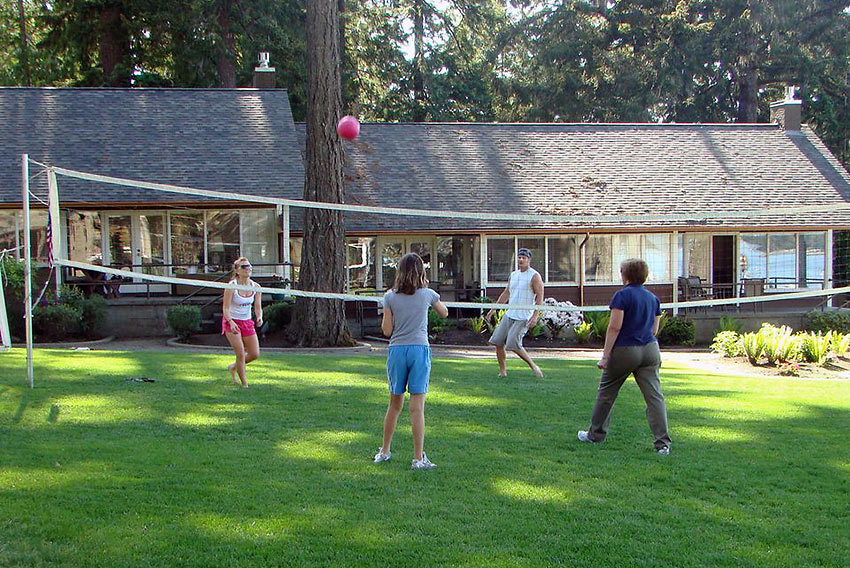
[707,354,850,379]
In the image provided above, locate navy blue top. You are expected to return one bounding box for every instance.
[609,284,662,347]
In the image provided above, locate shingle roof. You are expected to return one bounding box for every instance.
[0,88,304,207]
[339,122,850,232]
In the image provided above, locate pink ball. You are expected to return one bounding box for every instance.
[337,115,360,141]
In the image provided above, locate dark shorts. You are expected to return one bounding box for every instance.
[222,317,256,337]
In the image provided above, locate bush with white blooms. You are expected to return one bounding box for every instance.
[540,298,583,332]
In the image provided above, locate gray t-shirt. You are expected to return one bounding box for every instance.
[382,288,441,346]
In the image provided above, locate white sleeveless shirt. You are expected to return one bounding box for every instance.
[505,268,540,321]
[227,279,256,320]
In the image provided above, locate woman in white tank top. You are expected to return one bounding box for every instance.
[222,256,263,388]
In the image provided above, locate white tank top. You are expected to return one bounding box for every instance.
[505,268,539,321]
[228,280,256,320]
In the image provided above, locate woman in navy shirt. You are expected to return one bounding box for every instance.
[578,258,672,454]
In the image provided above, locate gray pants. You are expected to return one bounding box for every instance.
[587,342,672,450]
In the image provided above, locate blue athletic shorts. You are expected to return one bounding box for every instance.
[387,345,432,395]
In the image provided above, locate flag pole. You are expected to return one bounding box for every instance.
[22,154,34,388]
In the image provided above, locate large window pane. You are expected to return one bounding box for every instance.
[381,241,403,289]
[28,210,49,262]
[241,210,276,271]
[487,238,513,282]
[645,234,670,282]
[207,210,240,272]
[170,212,204,274]
[739,234,767,280]
[680,233,711,280]
[107,214,133,267]
[0,211,18,257]
[139,214,167,275]
[289,237,302,283]
[613,234,642,273]
[67,211,102,272]
[346,237,376,289]
[799,232,825,289]
[547,236,576,282]
[584,235,612,282]
[768,234,796,288]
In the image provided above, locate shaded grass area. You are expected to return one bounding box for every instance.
[1,349,849,568]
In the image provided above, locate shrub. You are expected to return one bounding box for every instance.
[573,321,594,344]
[716,315,743,334]
[806,310,850,334]
[470,316,487,335]
[540,298,583,332]
[658,316,695,346]
[799,332,831,365]
[740,331,767,365]
[529,320,549,339]
[827,331,850,358]
[584,311,610,340]
[428,308,451,335]
[79,294,108,337]
[263,301,293,333]
[759,324,799,365]
[711,331,742,358]
[486,309,505,333]
[166,305,201,340]
[33,303,82,341]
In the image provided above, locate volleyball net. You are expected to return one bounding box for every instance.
[25,157,850,316]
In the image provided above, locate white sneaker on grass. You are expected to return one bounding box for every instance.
[373,449,391,463]
[411,453,435,470]
[656,446,670,455]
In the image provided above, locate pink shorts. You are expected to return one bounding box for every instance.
[222,317,256,337]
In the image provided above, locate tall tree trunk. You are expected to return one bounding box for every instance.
[291,0,352,347]
[17,0,30,86]
[411,0,426,121]
[98,2,131,86]
[216,0,236,88]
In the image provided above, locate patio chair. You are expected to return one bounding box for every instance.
[678,276,715,312]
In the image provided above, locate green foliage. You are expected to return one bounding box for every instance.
[469,316,486,335]
[759,324,799,365]
[711,331,742,358]
[573,321,594,344]
[827,331,850,358]
[166,305,201,340]
[528,320,548,339]
[800,332,832,366]
[79,294,108,337]
[263,301,293,334]
[584,311,610,340]
[716,315,743,334]
[428,308,450,335]
[657,317,695,346]
[740,331,767,365]
[486,309,505,333]
[806,310,850,334]
[32,303,81,341]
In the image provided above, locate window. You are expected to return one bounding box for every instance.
[241,210,276,271]
[517,237,544,274]
[799,233,826,289]
[645,234,670,282]
[381,241,403,289]
[487,237,514,282]
[437,236,479,288]
[170,212,204,274]
[346,237,376,289]
[679,233,710,280]
[289,237,302,282]
[584,235,612,282]
[207,211,240,271]
[67,210,102,265]
[547,236,577,282]
[739,234,767,280]
[0,211,19,258]
[768,234,797,288]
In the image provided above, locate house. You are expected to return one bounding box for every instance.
[2,78,849,336]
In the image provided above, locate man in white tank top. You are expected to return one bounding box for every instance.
[486,248,545,377]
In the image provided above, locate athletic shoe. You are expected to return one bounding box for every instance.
[656,446,670,455]
[373,449,391,463]
[411,453,435,470]
[577,430,596,443]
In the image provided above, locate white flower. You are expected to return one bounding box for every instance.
[540,298,583,330]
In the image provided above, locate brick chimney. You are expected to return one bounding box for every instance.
[769,85,802,131]
[253,52,276,89]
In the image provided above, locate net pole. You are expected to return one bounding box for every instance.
[48,168,62,297]
[826,229,834,307]
[21,154,34,388]
[672,230,679,316]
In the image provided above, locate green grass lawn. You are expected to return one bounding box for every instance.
[1,349,849,568]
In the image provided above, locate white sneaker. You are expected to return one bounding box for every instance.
[657,446,670,455]
[411,453,436,470]
[373,449,391,463]
[577,430,595,443]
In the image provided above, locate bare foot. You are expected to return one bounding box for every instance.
[241,382,249,388]
[498,371,507,377]
[228,363,238,385]
[532,365,544,378]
